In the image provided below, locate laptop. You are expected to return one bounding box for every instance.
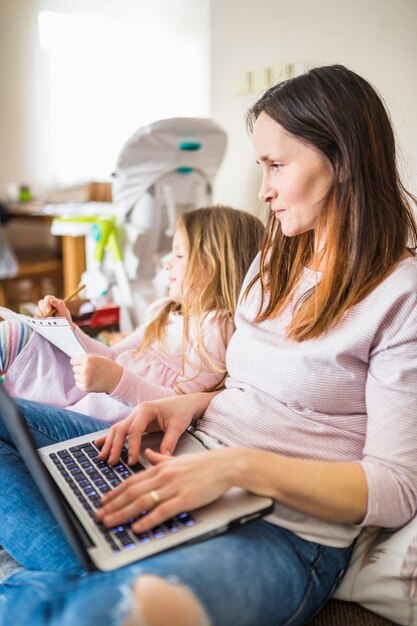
[0,384,274,572]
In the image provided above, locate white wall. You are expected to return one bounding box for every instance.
[209,0,417,213]
[2,0,416,211]
[0,0,45,195]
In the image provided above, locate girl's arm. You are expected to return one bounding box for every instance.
[108,314,234,406]
[69,327,147,393]
[110,370,177,405]
[35,295,119,358]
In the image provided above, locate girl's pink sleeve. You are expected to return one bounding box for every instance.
[111,370,177,406]
[73,298,167,359]
[73,326,145,359]
[110,314,234,406]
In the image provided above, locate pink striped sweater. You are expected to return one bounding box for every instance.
[195,255,417,547]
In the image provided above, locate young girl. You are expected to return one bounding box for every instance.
[0,205,264,423]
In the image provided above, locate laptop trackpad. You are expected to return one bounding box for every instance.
[138,431,204,459]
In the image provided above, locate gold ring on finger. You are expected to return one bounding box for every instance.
[149,490,160,506]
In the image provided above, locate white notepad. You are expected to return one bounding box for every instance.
[0,307,86,358]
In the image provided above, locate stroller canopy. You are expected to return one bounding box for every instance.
[112,117,227,218]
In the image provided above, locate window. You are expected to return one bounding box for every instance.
[36,0,210,186]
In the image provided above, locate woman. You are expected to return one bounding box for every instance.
[1,64,417,626]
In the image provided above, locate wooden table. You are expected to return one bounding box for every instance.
[5,203,86,296]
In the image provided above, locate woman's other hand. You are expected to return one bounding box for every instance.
[71,354,123,394]
[95,446,238,532]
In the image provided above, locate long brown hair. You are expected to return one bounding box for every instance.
[246,64,417,341]
[138,205,264,389]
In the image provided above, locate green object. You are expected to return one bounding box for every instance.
[176,167,194,174]
[53,215,123,263]
[91,217,123,263]
[19,185,32,202]
[55,216,97,223]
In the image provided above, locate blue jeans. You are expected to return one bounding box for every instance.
[0,400,353,626]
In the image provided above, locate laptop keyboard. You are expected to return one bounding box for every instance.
[48,442,196,553]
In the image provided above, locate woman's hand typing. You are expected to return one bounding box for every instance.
[95,391,219,465]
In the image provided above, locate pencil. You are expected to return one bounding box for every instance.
[44,284,86,318]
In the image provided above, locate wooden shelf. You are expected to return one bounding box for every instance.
[0,248,63,308]
[14,248,62,277]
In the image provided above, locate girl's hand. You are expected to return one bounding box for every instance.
[96,447,238,533]
[35,295,74,326]
[95,392,213,466]
[71,354,123,394]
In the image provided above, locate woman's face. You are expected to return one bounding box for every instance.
[253,112,333,238]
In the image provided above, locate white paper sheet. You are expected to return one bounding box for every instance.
[0,307,86,358]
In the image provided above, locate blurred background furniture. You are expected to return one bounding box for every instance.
[0,211,63,310]
[0,182,112,310]
[58,181,113,294]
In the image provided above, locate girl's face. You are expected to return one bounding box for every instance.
[253,112,333,239]
[165,228,188,304]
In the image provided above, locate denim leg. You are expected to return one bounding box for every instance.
[0,398,108,449]
[0,521,352,626]
[0,442,83,573]
[131,520,353,626]
[0,400,107,573]
[0,565,146,626]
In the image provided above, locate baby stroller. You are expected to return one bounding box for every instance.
[109,116,227,326]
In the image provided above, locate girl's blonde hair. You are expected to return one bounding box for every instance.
[246,65,417,341]
[138,205,264,389]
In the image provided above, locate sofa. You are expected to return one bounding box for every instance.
[305,517,417,626]
[307,600,398,625]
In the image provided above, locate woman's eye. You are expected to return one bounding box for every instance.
[272,163,283,173]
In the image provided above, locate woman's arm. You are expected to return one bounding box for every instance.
[95,446,368,532]
[97,287,417,532]
[95,393,367,530]
[231,449,368,524]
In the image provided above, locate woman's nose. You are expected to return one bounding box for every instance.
[258,179,277,203]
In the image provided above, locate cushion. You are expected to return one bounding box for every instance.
[333,517,417,625]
